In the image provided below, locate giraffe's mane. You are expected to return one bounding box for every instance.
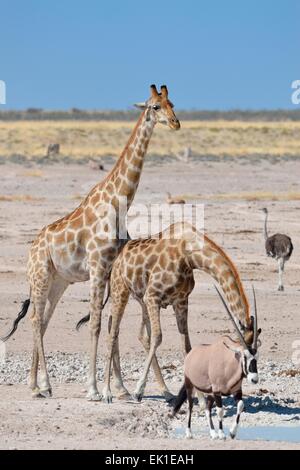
[203,233,250,324]
[92,109,147,193]
[61,109,148,214]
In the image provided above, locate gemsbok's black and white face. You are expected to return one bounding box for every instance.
[214,284,261,386]
[243,349,259,384]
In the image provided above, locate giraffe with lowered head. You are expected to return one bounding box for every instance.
[1,84,180,401]
[99,222,256,402]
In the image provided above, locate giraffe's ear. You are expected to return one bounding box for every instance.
[134,102,147,109]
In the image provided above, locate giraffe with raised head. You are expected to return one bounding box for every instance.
[1,84,180,401]
[100,222,255,403]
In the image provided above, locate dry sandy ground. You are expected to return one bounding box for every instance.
[0,156,300,450]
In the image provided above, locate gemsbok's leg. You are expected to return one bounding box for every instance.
[230,391,244,439]
[214,394,226,440]
[185,379,194,439]
[205,395,218,439]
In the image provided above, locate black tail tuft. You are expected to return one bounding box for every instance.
[1,298,30,342]
[76,280,111,331]
[76,313,90,331]
[172,383,187,416]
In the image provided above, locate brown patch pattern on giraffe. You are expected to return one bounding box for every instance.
[102,222,252,403]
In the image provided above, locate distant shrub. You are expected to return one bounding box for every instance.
[1,109,300,122]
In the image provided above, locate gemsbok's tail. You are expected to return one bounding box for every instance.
[0,298,31,342]
[172,383,187,416]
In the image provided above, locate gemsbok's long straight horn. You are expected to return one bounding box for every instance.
[214,285,249,350]
[252,285,258,351]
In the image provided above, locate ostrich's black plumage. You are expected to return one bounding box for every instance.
[262,207,293,291]
[265,233,293,260]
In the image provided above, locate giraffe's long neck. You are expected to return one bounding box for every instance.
[101,109,155,208]
[263,212,269,241]
[187,234,250,329]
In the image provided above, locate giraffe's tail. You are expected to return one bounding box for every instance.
[75,313,90,331]
[0,298,31,342]
[76,282,111,331]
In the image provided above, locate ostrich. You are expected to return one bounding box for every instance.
[262,208,293,291]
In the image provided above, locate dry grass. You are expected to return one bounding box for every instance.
[0,194,44,202]
[0,120,300,160]
[181,191,300,202]
[18,170,44,177]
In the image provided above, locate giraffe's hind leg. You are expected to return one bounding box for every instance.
[137,301,173,401]
[86,267,107,401]
[29,268,52,398]
[30,275,69,398]
[111,336,131,399]
[102,284,129,403]
[173,299,192,355]
[133,296,162,401]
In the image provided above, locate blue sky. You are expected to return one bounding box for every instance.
[0,0,299,109]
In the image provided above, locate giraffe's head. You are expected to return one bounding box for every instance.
[135,84,180,130]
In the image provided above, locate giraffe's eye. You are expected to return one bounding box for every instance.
[152,104,160,111]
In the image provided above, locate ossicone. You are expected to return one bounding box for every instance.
[150,84,159,98]
[160,85,168,98]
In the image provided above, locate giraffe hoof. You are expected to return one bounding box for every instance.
[132,392,143,402]
[218,430,226,440]
[102,393,113,404]
[32,387,43,398]
[86,392,102,402]
[229,432,236,440]
[39,388,52,398]
[278,285,284,291]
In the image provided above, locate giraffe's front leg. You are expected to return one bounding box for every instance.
[87,270,106,401]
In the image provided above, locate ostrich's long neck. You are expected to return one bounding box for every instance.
[264,212,269,241]
[187,234,251,330]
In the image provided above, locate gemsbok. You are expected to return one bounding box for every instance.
[172,286,261,440]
